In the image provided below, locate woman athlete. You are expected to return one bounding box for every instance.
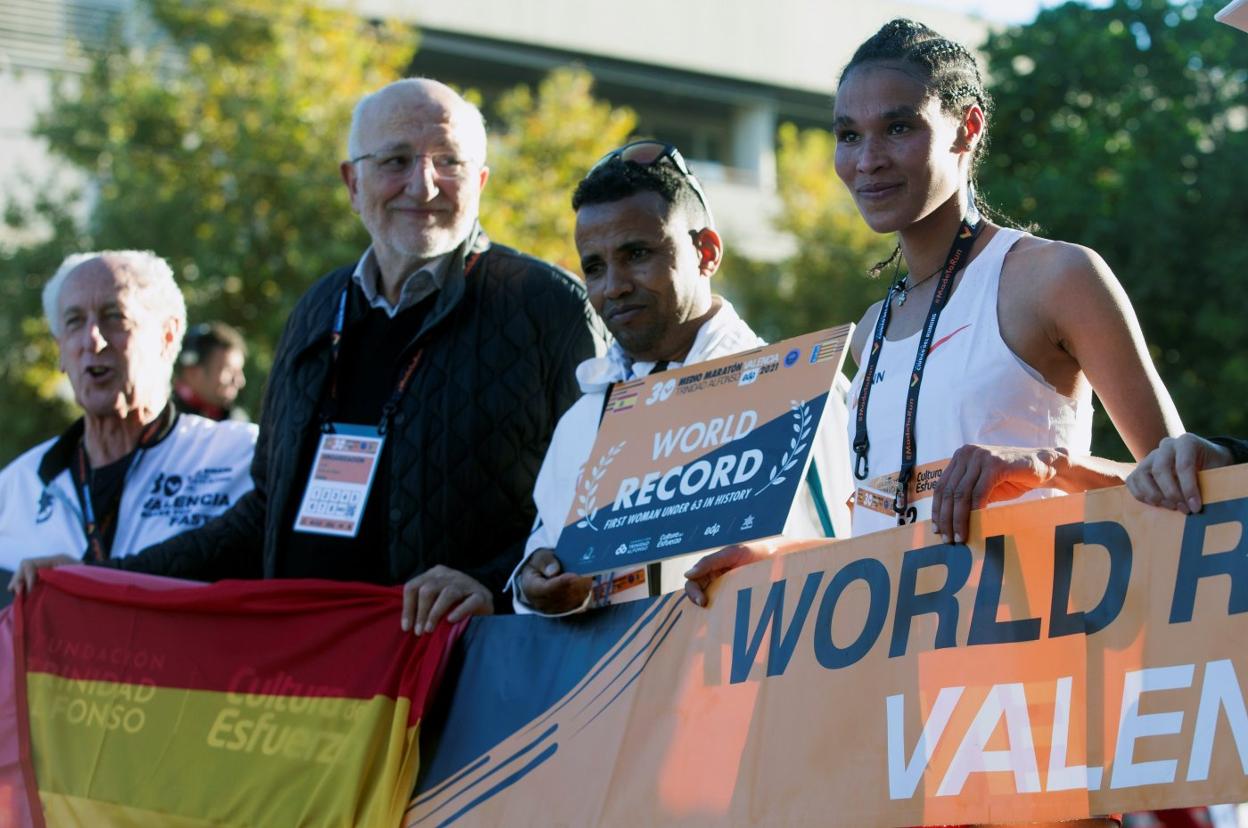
[686,17,1181,601]
[686,18,1187,828]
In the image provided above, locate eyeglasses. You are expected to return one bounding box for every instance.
[590,141,714,225]
[350,149,475,181]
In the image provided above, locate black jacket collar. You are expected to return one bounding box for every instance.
[287,224,491,363]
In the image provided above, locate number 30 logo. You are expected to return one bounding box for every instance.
[644,379,676,406]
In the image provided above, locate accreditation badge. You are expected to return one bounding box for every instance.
[854,458,948,526]
[293,424,384,537]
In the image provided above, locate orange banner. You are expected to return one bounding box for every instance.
[408,465,1248,826]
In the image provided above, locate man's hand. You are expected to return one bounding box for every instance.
[1127,433,1235,514]
[683,538,828,608]
[7,554,78,594]
[400,565,493,635]
[517,548,592,615]
[931,445,1062,545]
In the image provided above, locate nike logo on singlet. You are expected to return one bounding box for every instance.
[927,323,971,355]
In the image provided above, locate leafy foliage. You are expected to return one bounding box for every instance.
[0,197,89,459]
[0,0,412,463]
[717,123,898,346]
[979,0,1248,455]
[8,0,1243,473]
[0,3,633,465]
[484,68,636,273]
[725,0,1248,461]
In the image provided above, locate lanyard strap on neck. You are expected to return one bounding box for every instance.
[321,250,482,433]
[851,203,983,523]
[73,405,173,561]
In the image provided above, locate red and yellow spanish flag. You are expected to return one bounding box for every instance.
[2,566,462,827]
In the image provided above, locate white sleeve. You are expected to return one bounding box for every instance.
[509,394,601,615]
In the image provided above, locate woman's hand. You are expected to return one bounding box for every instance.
[931,444,1064,543]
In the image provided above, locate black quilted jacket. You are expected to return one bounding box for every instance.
[109,226,606,603]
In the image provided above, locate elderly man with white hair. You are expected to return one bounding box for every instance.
[2,251,257,585]
[13,79,604,632]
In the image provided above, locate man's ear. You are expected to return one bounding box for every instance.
[340,160,361,212]
[692,227,723,277]
[161,316,183,364]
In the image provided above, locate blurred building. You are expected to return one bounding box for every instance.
[1,0,989,258]
[1,0,132,244]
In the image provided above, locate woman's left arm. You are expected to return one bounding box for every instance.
[1047,243,1183,458]
[932,243,1184,542]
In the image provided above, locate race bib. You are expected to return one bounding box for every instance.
[293,424,384,538]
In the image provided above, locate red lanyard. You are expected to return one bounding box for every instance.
[321,251,482,434]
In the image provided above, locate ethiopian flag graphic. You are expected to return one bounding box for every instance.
[1,566,461,827]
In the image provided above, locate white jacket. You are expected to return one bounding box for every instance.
[511,299,852,614]
[0,413,257,572]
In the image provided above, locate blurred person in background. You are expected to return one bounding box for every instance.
[173,321,248,422]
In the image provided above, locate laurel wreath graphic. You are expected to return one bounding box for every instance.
[576,441,626,530]
[755,400,812,496]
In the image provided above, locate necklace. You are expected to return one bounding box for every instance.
[893,264,944,307]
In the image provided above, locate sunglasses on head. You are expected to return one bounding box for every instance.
[591,141,714,225]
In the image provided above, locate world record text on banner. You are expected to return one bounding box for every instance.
[408,464,1248,826]
[555,324,852,580]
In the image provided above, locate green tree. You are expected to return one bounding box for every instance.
[0,0,413,463]
[485,67,636,273]
[979,0,1248,456]
[1,5,636,465]
[718,122,897,346]
[0,198,92,462]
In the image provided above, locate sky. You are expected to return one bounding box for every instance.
[913,0,1114,24]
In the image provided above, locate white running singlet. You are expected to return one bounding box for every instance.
[846,228,1093,537]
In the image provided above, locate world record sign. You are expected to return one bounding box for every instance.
[556,324,852,576]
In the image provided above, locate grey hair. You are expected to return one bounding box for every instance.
[43,251,188,352]
[345,77,487,164]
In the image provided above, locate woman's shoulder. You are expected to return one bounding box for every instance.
[1001,231,1116,296]
[1004,231,1108,275]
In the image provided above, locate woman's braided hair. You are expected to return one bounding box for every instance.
[841,20,1003,275]
[841,18,992,148]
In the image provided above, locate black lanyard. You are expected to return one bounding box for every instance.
[851,205,982,524]
[321,251,482,435]
[72,405,173,561]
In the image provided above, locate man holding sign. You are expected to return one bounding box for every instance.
[510,142,853,616]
